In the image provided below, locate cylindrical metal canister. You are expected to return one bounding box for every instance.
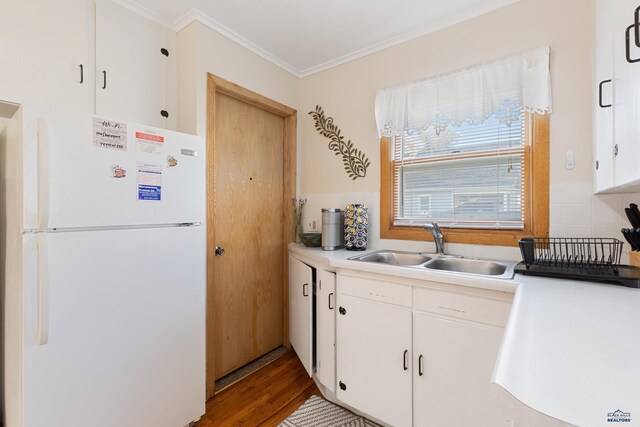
[322,208,344,250]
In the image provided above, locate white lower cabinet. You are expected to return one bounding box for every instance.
[336,272,513,427]
[316,270,337,393]
[336,294,413,427]
[413,313,510,427]
[289,255,313,376]
[288,253,338,391]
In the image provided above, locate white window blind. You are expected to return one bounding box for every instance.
[393,108,527,229]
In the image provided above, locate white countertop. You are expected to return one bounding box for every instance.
[290,244,640,427]
[289,244,518,293]
[493,275,640,427]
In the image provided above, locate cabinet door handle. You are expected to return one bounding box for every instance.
[615,144,619,157]
[635,6,640,47]
[101,70,107,89]
[328,292,334,310]
[418,355,424,376]
[303,283,309,297]
[79,64,84,84]
[626,24,640,63]
[403,350,408,371]
[598,79,612,108]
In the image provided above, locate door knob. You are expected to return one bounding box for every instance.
[215,246,225,256]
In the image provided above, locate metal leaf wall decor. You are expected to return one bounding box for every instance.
[309,105,370,180]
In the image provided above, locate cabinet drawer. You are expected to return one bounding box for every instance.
[339,274,412,308]
[414,287,511,327]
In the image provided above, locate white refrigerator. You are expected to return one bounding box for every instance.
[1,103,206,427]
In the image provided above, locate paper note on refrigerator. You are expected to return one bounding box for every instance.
[137,163,162,201]
[93,117,128,151]
[136,130,164,155]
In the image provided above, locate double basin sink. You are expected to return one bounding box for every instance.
[349,250,514,279]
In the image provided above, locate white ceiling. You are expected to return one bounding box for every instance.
[117,0,520,77]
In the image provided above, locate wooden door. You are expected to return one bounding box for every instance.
[211,91,285,381]
[288,256,313,376]
[336,295,412,427]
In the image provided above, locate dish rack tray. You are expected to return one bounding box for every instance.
[519,237,624,268]
[516,237,640,288]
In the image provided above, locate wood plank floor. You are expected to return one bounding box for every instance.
[196,351,321,426]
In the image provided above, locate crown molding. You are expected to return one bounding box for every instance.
[113,0,520,78]
[174,9,301,77]
[297,0,520,77]
[108,0,175,29]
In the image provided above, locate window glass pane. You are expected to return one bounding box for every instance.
[394,110,526,229]
[400,155,523,223]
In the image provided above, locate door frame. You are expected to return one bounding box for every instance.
[205,73,297,398]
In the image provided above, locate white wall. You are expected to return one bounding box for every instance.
[297,0,639,260]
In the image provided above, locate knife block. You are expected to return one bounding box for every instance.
[630,251,640,267]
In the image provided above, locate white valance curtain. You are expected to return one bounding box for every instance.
[375,47,552,137]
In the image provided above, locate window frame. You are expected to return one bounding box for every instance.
[380,113,549,247]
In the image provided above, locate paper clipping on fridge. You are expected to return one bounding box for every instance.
[137,163,162,201]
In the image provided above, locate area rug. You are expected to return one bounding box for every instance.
[279,395,381,427]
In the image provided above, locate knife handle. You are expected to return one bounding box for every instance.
[630,204,640,228]
[625,208,640,229]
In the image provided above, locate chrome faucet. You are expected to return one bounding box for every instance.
[424,222,445,255]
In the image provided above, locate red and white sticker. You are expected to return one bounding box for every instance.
[137,129,165,155]
[136,131,164,143]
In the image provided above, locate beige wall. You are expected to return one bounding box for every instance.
[179,0,636,258]
[295,0,635,258]
[177,21,300,137]
[299,0,595,195]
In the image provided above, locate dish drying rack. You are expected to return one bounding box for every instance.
[515,237,639,288]
[519,237,623,268]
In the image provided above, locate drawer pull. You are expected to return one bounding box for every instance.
[403,349,408,371]
[328,292,334,310]
[418,354,424,376]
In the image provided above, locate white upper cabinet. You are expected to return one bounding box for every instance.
[594,0,640,192]
[96,0,177,129]
[613,0,640,188]
[593,0,615,193]
[0,0,91,110]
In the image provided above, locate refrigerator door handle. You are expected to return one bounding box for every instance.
[37,233,49,345]
[37,118,50,230]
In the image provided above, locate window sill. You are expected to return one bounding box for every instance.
[381,224,541,247]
